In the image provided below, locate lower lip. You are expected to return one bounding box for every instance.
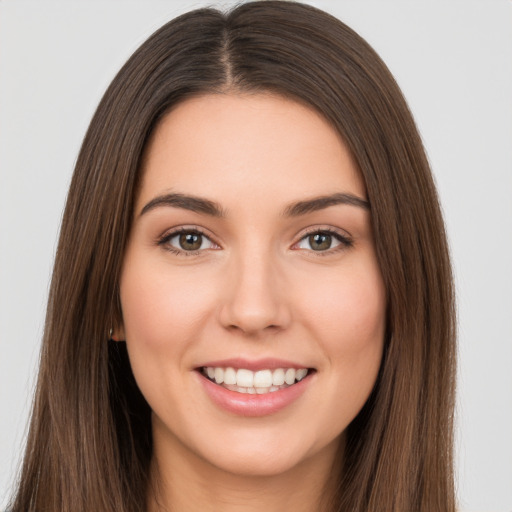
[197,371,313,417]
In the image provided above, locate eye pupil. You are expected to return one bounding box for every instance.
[179,232,202,250]
[309,233,331,251]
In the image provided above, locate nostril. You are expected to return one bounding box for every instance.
[224,323,282,336]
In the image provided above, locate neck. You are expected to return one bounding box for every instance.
[147,429,344,512]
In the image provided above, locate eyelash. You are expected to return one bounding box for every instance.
[157,227,215,256]
[157,227,353,257]
[295,227,353,257]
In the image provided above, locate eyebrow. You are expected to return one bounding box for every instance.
[139,191,370,218]
[140,193,226,217]
[282,192,370,216]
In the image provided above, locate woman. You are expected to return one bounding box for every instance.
[8,1,456,511]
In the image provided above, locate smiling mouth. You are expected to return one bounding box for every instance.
[199,366,313,395]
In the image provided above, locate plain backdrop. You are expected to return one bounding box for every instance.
[1,1,511,511]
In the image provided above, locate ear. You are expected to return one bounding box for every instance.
[110,323,126,342]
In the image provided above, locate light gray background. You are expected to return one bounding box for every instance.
[1,1,511,510]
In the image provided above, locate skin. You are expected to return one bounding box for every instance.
[116,93,386,512]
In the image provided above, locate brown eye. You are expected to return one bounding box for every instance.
[160,229,217,254]
[308,233,332,251]
[179,232,203,251]
[294,229,352,254]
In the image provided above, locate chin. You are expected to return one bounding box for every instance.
[204,448,304,478]
[188,426,341,479]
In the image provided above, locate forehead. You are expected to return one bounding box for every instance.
[138,93,365,210]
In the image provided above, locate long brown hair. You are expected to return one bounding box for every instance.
[10,2,456,511]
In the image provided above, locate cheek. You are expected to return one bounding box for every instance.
[118,264,225,442]
[119,258,217,349]
[301,259,385,432]
[301,259,386,353]
[118,257,220,418]
[299,254,385,400]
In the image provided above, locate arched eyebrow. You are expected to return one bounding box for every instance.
[139,191,369,218]
[282,192,370,216]
[139,193,226,218]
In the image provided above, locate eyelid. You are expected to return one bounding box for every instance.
[291,226,354,255]
[157,226,220,256]
[156,225,353,257]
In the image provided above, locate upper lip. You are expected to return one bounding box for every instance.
[196,357,311,372]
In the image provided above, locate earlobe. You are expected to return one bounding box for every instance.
[109,324,126,342]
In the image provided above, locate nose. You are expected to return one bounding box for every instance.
[218,250,291,336]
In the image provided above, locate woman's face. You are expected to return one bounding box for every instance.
[118,93,386,477]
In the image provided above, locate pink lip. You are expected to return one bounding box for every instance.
[196,370,313,417]
[197,357,310,371]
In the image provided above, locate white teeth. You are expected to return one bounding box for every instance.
[222,383,290,394]
[272,368,285,385]
[224,384,247,393]
[214,367,224,384]
[236,368,254,388]
[284,368,296,385]
[203,366,310,394]
[223,367,237,385]
[296,368,308,381]
[254,369,273,388]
